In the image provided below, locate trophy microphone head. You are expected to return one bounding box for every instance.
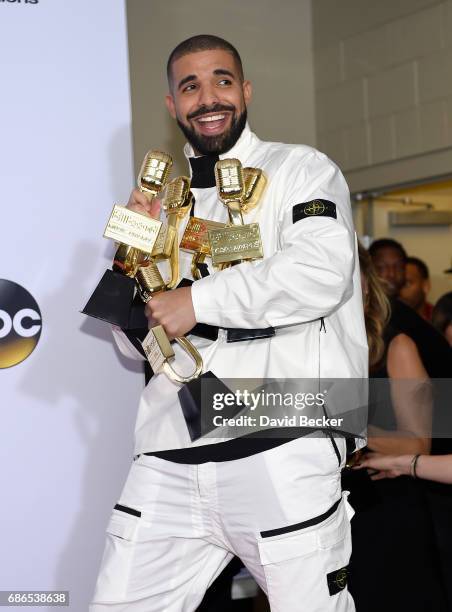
[242,167,267,213]
[164,176,192,213]
[138,150,173,197]
[136,262,166,301]
[215,158,245,205]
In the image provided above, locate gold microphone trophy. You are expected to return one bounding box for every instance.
[133,175,204,384]
[82,150,172,328]
[209,159,264,267]
[180,217,226,280]
[134,176,236,441]
[179,165,267,279]
[209,159,274,342]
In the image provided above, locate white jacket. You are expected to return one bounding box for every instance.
[113,124,368,454]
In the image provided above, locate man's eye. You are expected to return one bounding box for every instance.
[183,83,197,93]
[218,79,232,86]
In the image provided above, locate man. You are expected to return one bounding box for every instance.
[90,35,367,611]
[399,256,433,321]
[368,238,406,298]
[368,238,451,377]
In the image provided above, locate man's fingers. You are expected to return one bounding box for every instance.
[148,197,161,219]
[126,190,161,219]
[144,301,158,329]
[127,188,149,209]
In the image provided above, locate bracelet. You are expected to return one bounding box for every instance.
[410,454,421,479]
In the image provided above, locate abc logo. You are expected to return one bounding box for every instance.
[0,279,42,368]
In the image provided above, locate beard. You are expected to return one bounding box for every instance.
[177,104,247,156]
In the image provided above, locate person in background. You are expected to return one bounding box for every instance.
[345,244,446,612]
[368,238,405,298]
[399,256,433,321]
[432,291,452,347]
[368,238,452,378]
[367,240,452,610]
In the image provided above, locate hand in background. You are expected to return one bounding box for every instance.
[353,452,411,480]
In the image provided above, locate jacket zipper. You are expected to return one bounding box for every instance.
[318,316,341,466]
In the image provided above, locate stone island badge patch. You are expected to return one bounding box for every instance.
[327,566,349,596]
[292,199,337,224]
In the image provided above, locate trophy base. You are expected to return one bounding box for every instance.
[81,269,136,328]
[178,372,243,441]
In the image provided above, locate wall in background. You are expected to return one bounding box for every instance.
[312,0,452,192]
[354,180,452,302]
[126,0,316,176]
[0,2,142,610]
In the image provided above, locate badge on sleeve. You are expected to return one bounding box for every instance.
[292,199,337,224]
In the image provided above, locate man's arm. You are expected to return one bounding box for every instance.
[190,152,355,330]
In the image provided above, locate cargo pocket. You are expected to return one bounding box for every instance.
[91,506,142,603]
[257,493,352,608]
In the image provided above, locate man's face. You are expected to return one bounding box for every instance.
[399,263,430,310]
[166,49,252,155]
[371,246,406,297]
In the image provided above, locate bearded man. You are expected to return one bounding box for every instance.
[90,35,367,612]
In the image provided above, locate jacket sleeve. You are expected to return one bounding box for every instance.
[190,151,355,329]
[111,325,146,360]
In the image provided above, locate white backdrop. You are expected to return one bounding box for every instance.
[0,1,143,609]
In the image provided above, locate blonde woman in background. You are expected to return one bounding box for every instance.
[356,287,452,482]
[344,244,446,612]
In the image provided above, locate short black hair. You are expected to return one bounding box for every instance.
[167,34,244,86]
[369,238,407,262]
[406,256,429,279]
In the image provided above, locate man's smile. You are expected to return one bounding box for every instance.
[194,112,231,135]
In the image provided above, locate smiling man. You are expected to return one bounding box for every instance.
[166,41,250,156]
[90,35,368,612]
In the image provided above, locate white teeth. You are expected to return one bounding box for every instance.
[198,114,225,122]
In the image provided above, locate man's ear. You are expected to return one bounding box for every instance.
[165,94,176,119]
[242,80,252,106]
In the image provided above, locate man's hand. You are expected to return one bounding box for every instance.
[145,286,196,340]
[126,189,161,219]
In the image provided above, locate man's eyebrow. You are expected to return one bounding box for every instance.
[177,68,236,90]
[213,68,235,78]
[177,74,197,90]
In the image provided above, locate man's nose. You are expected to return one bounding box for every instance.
[386,267,396,280]
[197,84,220,108]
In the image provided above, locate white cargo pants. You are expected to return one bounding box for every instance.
[90,435,355,612]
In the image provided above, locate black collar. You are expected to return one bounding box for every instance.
[189,154,219,188]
